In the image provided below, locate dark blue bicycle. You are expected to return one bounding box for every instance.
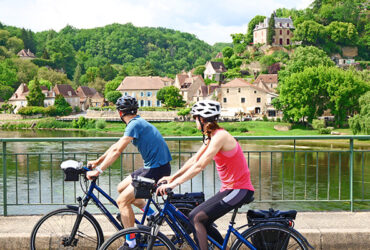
[30,161,203,250]
[99,178,314,250]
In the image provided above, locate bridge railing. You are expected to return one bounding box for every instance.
[1,135,369,215]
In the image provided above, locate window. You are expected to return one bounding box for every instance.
[124,92,128,96]
[147,91,152,97]
[257,97,261,103]
[140,100,144,107]
[279,38,283,45]
[287,23,290,27]
[147,100,152,107]
[287,39,290,45]
[241,97,245,103]
[254,90,257,94]
[238,88,241,93]
[280,30,282,35]
[268,110,276,117]
[223,98,227,103]
[227,89,229,93]
[287,30,290,35]
[279,22,282,27]
[140,92,144,97]
[156,100,161,107]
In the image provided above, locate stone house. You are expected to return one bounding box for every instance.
[253,16,294,46]
[17,49,36,59]
[116,76,166,107]
[8,83,55,112]
[204,61,227,82]
[53,84,79,109]
[174,72,206,103]
[220,78,278,117]
[191,83,220,103]
[254,74,278,92]
[76,86,104,110]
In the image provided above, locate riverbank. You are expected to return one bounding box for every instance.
[1,211,369,249]
[0,117,358,137]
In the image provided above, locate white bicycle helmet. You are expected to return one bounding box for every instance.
[191,100,221,119]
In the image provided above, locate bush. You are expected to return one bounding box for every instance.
[318,128,332,134]
[276,117,281,122]
[74,106,81,113]
[44,106,58,116]
[312,119,325,129]
[73,117,96,129]
[263,115,268,121]
[18,106,45,116]
[35,118,72,129]
[96,119,106,129]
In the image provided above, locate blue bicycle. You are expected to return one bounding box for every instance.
[99,178,314,250]
[30,161,203,250]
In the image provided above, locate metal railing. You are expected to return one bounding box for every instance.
[1,135,369,215]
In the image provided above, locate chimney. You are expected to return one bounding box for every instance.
[188,71,192,78]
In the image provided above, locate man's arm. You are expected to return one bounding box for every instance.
[87,136,133,179]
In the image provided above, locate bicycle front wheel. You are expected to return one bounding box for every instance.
[30,207,104,250]
[100,225,176,250]
[231,223,308,250]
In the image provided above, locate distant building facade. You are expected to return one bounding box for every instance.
[17,49,36,59]
[53,84,79,109]
[174,72,206,103]
[253,16,294,46]
[254,74,278,92]
[116,76,166,107]
[204,61,227,82]
[76,86,104,110]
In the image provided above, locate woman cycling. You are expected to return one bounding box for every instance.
[157,100,254,250]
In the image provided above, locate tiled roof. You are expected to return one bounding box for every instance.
[17,49,35,58]
[255,74,278,84]
[222,78,268,93]
[210,61,227,73]
[76,86,97,98]
[117,76,166,90]
[53,84,78,97]
[9,83,53,100]
[181,75,204,89]
[176,74,189,87]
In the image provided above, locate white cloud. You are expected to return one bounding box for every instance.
[0,0,314,44]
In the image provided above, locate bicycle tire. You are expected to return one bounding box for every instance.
[100,225,176,250]
[30,206,104,250]
[231,222,308,250]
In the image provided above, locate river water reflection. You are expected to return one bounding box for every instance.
[0,129,369,215]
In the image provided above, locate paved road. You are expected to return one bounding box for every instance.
[1,211,369,249]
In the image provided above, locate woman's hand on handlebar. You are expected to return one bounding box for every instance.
[157,176,173,185]
[156,182,177,196]
[86,170,100,180]
[87,160,99,169]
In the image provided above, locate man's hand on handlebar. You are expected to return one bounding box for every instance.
[157,176,173,185]
[156,181,177,196]
[86,170,100,180]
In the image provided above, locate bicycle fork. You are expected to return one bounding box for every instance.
[63,196,87,247]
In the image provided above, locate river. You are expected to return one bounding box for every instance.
[0,129,369,215]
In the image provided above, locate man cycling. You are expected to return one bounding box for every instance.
[87,95,172,249]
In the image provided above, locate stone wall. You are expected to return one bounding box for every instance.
[0,114,42,120]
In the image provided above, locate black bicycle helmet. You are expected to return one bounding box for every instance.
[116,96,138,115]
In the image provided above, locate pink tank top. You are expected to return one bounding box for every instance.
[213,130,254,192]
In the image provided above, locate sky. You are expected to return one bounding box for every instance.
[0,0,313,45]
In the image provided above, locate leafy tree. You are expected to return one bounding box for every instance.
[54,94,72,115]
[231,33,246,45]
[86,67,100,82]
[349,91,370,135]
[193,65,205,76]
[224,68,242,79]
[104,76,124,96]
[0,59,17,86]
[12,58,38,84]
[233,44,245,55]
[245,15,266,44]
[267,13,275,45]
[6,37,24,53]
[100,64,118,81]
[293,20,326,45]
[0,30,10,46]
[157,86,185,109]
[88,77,106,94]
[0,85,14,101]
[73,64,82,88]
[326,21,358,45]
[177,107,191,120]
[26,78,45,106]
[222,47,233,58]
[106,91,122,104]
[37,67,72,86]
[39,79,53,89]
[20,29,36,53]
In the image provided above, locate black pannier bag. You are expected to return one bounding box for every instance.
[247,208,297,249]
[61,160,83,182]
[132,176,156,199]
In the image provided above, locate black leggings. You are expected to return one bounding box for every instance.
[188,189,254,250]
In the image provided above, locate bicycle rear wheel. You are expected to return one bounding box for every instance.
[100,225,176,250]
[231,223,308,250]
[30,207,103,250]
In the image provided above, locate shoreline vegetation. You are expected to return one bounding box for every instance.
[0,117,357,137]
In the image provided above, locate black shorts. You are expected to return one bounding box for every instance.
[131,162,171,183]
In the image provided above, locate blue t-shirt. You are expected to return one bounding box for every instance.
[124,116,172,168]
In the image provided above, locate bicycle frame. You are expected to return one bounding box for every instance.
[157,198,257,250]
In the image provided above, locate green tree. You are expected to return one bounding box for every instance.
[6,37,24,53]
[193,65,205,76]
[0,59,17,86]
[245,15,266,44]
[54,94,72,115]
[100,64,118,81]
[12,58,38,84]
[73,64,82,88]
[104,76,124,96]
[157,86,185,109]
[177,107,191,120]
[222,47,233,58]
[349,91,370,135]
[26,78,45,106]
[0,85,14,101]
[37,67,72,86]
[106,91,122,104]
[293,20,326,45]
[267,13,275,45]
[326,21,358,45]
[0,30,10,46]
[88,77,106,94]
[86,67,100,82]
